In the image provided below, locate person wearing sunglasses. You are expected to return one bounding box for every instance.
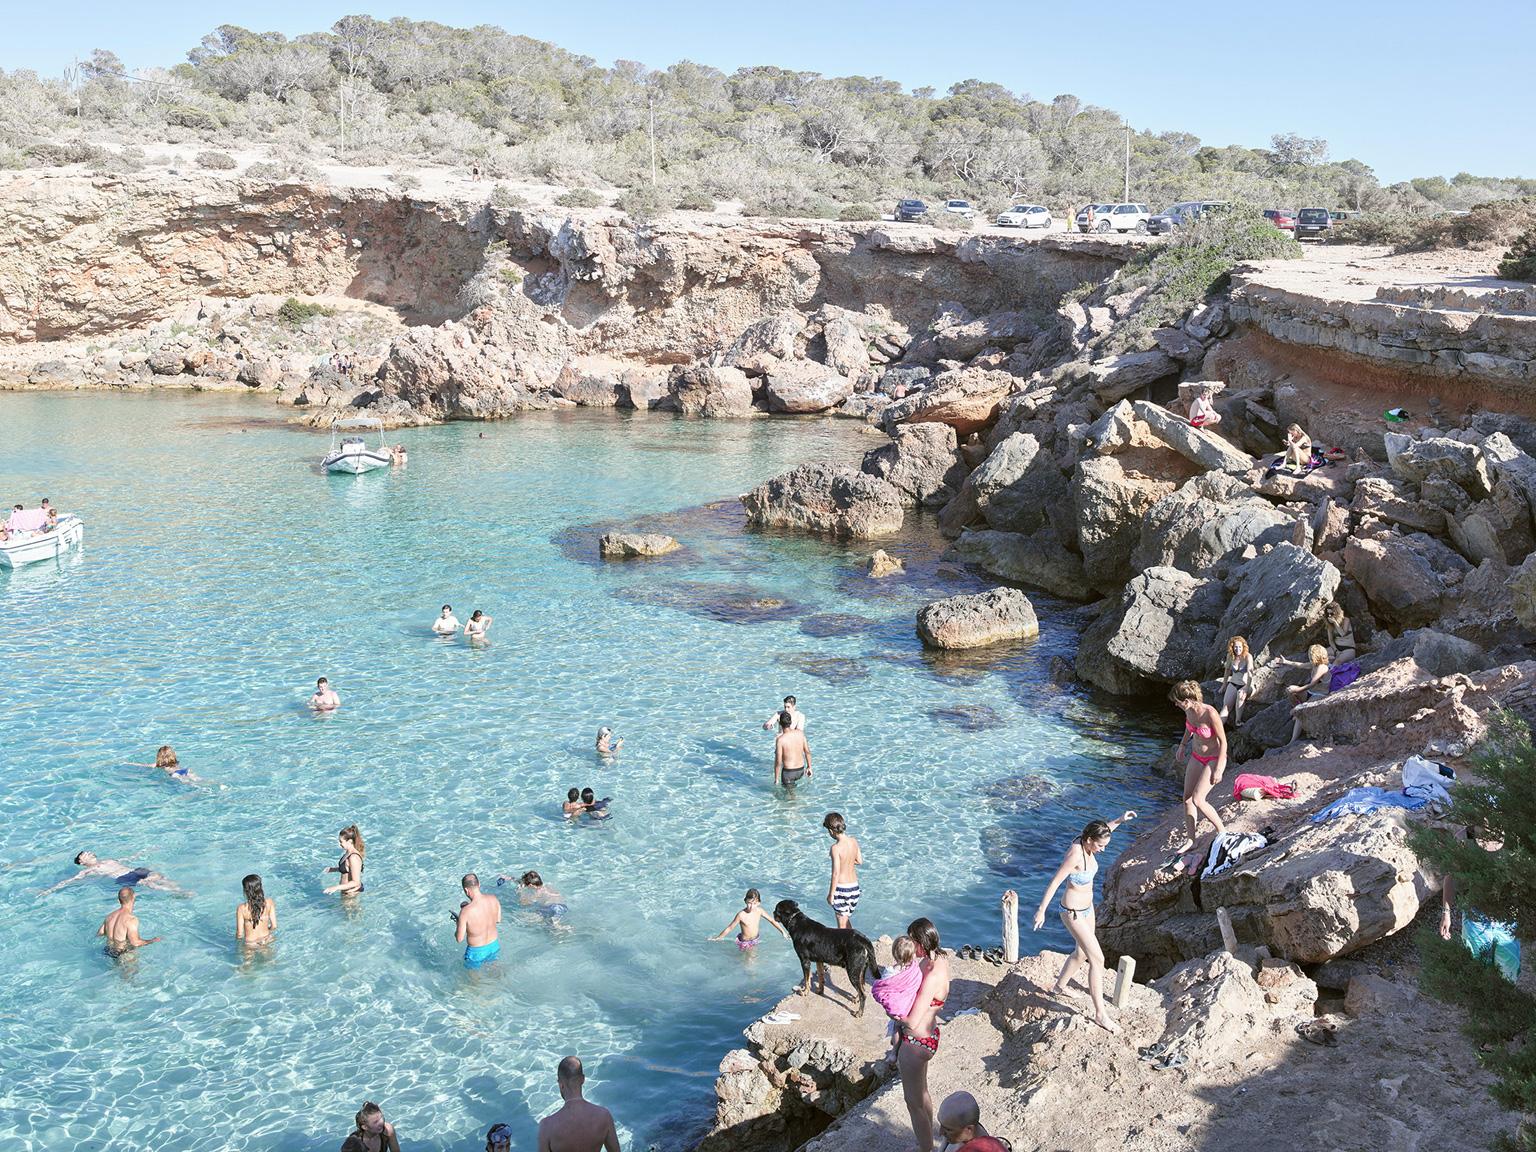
[485,1122,512,1151]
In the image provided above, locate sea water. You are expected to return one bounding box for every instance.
[0,393,1173,1151]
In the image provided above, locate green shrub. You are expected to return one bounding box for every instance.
[615,183,677,223]
[1330,213,1418,247]
[489,184,527,210]
[276,298,334,327]
[554,187,604,209]
[1400,197,1536,252]
[244,161,287,182]
[164,105,220,132]
[927,209,976,232]
[838,203,879,221]
[23,140,111,167]
[677,190,715,211]
[196,150,237,170]
[390,170,422,193]
[1499,227,1536,283]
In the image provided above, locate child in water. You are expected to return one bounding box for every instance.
[871,935,922,1063]
[711,888,788,952]
[580,787,611,820]
[561,788,586,819]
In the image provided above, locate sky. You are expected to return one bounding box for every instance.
[6,0,1534,184]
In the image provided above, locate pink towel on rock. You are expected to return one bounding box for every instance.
[871,962,922,1019]
[1232,772,1297,801]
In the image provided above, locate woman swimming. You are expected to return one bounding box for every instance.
[1171,680,1227,853]
[235,873,277,945]
[130,745,196,782]
[596,727,623,756]
[322,825,365,896]
[1217,636,1254,725]
[896,917,951,1152]
[1033,812,1135,1033]
[464,610,492,639]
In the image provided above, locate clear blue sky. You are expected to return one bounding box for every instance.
[7,0,1534,183]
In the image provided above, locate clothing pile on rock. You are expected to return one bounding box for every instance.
[1231,773,1297,801]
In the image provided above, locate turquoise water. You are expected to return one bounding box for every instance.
[0,393,1172,1152]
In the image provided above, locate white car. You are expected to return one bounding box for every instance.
[1076,202,1152,233]
[940,199,976,220]
[994,204,1053,229]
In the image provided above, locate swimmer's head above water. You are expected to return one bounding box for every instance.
[520,871,543,888]
[75,851,97,866]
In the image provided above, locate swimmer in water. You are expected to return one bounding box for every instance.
[464,610,492,640]
[513,870,569,917]
[580,787,611,820]
[562,787,587,819]
[44,851,189,896]
[128,745,197,783]
[235,873,277,945]
[454,872,501,968]
[596,727,623,757]
[432,605,460,636]
[310,677,341,711]
[322,826,366,896]
[711,887,787,951]
[99,886,161,957]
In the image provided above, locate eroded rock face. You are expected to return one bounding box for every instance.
[1343,532,1473,630]
[967,432,1065,535]
[765,361,854,414]
[945,527,1092,601]
[1216,544,1341,661]
[1385,433,1493,499]
[880,367,1015,435]
[598,533,679,558]
[1073,455,1177,594]
[916,587,1039,649]
[1132,400,1255,474]
[665,363,756,417]
[866,549,905,577]
[1133,473,1293,576]
[1075,567,1228,693]
[861,423,965,508]
[741,464,904,538]
[725,310,807,375]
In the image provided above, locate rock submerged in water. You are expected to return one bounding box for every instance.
[598,532,679,559]
[867,549,905,577]
[741,463,904,539]
[916,587,1039,650]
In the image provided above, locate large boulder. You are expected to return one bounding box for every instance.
[725,310,806,374]
[1087,349,1179,405]
[916,587,1039,649]
[1075,567,1229,694]
[861,423,965,508]
[1133,473,1294,576]
[1384,433,1492,499]
[741,464,903,539]
[1074,455,1178,594]
[765,362,854,414]
[377,323,546,420]
[968,432,1064,535]
[1343,531,1474,630]
[907,311,1037,363]
[598,533,680,559]
[665,363,756,417]
[1216,544,1341,661]
[819,316,870,378]
[1132,400,1255,474]
[880,367,1014,436]
[945,527,1093,602]
[1444,480,1535,566]
[552,365,621,407]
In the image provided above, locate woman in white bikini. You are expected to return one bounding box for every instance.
[1171,680,1227,852]
[1217,636,1254,724]
[1034,811,1136,1033]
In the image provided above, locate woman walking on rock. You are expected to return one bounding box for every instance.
[1034,812,1135,1033]
[1171,680,1226,852]
[896,917,950,1152]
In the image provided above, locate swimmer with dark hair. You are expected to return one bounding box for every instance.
[44,851,189,896]
[517,870,569,917]
[581,787,611,820]
[562,787,587,819]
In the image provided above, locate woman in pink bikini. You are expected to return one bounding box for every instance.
[1171,680,1227,853]
[896,918,950,1152]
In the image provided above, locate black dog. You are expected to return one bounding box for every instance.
[774,899,880,1017]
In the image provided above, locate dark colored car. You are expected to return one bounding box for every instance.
[1146,200,1227,235]
[1263,209,1296,232]
[1295,207,1332,241]
[895,199,928,222]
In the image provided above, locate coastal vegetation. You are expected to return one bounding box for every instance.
[0,19,1529,222]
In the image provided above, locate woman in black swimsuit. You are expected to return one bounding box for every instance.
[340,1101,400,1152]
[322,825,365,896]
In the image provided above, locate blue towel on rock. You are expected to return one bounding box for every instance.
[1312,786,1429,823]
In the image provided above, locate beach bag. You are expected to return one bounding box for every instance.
[1463,915,1521,983]
[1328,662,1361,693]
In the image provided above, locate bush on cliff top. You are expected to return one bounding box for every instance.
[554,187,604,209]
[1395,197,1536,253]
[1499,228,1536,283]
[1410,713,1536,1149]
[196,150,236,170]
[838,203,878,222]
[277,298,334,327]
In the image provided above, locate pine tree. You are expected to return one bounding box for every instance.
[1410,711,1536,1150]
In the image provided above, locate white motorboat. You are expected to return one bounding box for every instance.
[0,514,85,569]
[322,417,392,475]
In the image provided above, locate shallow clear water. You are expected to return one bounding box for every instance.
[0,393,1173,1152]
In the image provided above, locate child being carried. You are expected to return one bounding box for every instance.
[871,935,922,1061]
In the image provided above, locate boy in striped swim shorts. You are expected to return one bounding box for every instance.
[824,812,863,928]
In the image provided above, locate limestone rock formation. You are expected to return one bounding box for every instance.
[1073,455,1178,594]
[1216,544,1341,661]
[741,464,904,539]
[880,367,1014,435]
[724,310,806,375]
[860,423,965,508]
[916,587,1039,649]
[866,549,905,578]
[967,432,1064,535]
[765,362,854,414]
[665,363,756,417]
[945,527,1093,601]
[1132,400,1255,474]
[1075,567,1228,693]
[1087,349,1178,404]
[1343,531,1472,630]
[1133,473,1293,575]
[819,316,871,378]
[598,533,680,559]
[1384,433,1493,499]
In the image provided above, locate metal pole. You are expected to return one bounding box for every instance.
[1123,126,1130,202]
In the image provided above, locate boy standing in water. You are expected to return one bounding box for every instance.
[824,812,862,928]
[711,888,788,951]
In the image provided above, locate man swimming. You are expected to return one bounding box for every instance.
[514,871,569,918]
[432,605,460,636]
[310,677,341,711]
[773,711,811,788]
[44,852,188,896]
[824,812,863,928]
[98,887,161,958]
[453,872,501,969]
[580,787,611,820]
[763,694,805,732]
[711,887,788,951]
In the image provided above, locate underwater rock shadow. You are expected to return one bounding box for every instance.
[797,612,883,638]
[613,580,810,625]
[775,651,872,685]
[927,703,1007,731]
[551,500,744,567]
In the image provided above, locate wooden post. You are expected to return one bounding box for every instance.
[1216,906,1238,954]
[1001,890,1019,964]
[1113,955,1136,1008]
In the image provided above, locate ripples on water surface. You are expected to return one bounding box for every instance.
[0,394,1174,1151]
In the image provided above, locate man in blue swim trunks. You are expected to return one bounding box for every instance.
[454,872,501,968]
[43,851,189,896]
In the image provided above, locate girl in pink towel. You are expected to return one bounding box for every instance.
[872,935,922,1058]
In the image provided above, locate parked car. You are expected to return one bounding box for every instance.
[1146,200,1228,235]
[995,204,1053,229]
[1077,202,1151,233]
[895,199,928,222]
[941,199,976,220]
[1263,209,1297,232]
[1295,207,1332,241]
